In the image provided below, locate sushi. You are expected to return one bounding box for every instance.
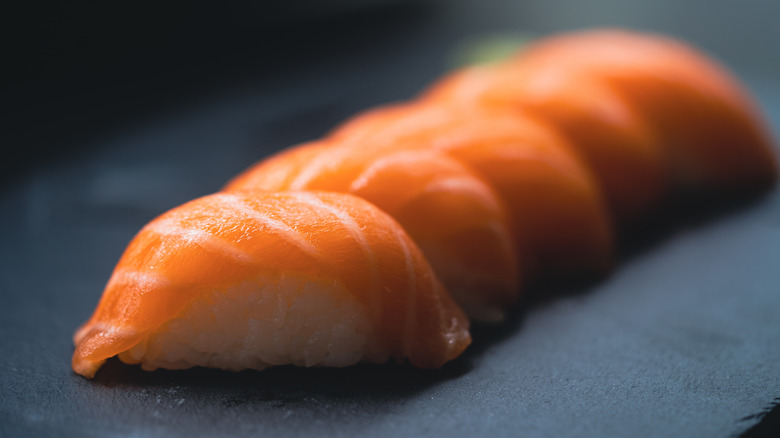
[424,29,778,213]
[72,191,471,378]
[515,29,778,194]
[329,104,615,281]
[424,64,666,225]
[73,28,777,379]
[226,143,520,322]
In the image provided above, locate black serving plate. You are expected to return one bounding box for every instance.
[2,1,779,436]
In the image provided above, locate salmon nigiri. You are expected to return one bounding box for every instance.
[226,142,519,322]
[72,191,470,378]
[331,103,614,282]
[424,62,667,225]
[508,29,777,196]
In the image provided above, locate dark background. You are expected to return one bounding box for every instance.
[2,1,779,436]
[6,0,780,187]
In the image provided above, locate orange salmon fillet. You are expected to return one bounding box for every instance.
[73,191,471,378]
[330,104,615,280]
[226,141,520,322]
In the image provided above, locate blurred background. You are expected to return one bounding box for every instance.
[5,0,780,191]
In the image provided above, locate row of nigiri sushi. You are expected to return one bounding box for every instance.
[73,29,778,378]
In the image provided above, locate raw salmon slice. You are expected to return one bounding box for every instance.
[510,29,778,196]
[331,103,614,282]
[73,191,470,378]
[227,143,520,322]
[424,63,668,225]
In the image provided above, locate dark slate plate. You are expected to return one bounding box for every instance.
[2,1,780,437]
